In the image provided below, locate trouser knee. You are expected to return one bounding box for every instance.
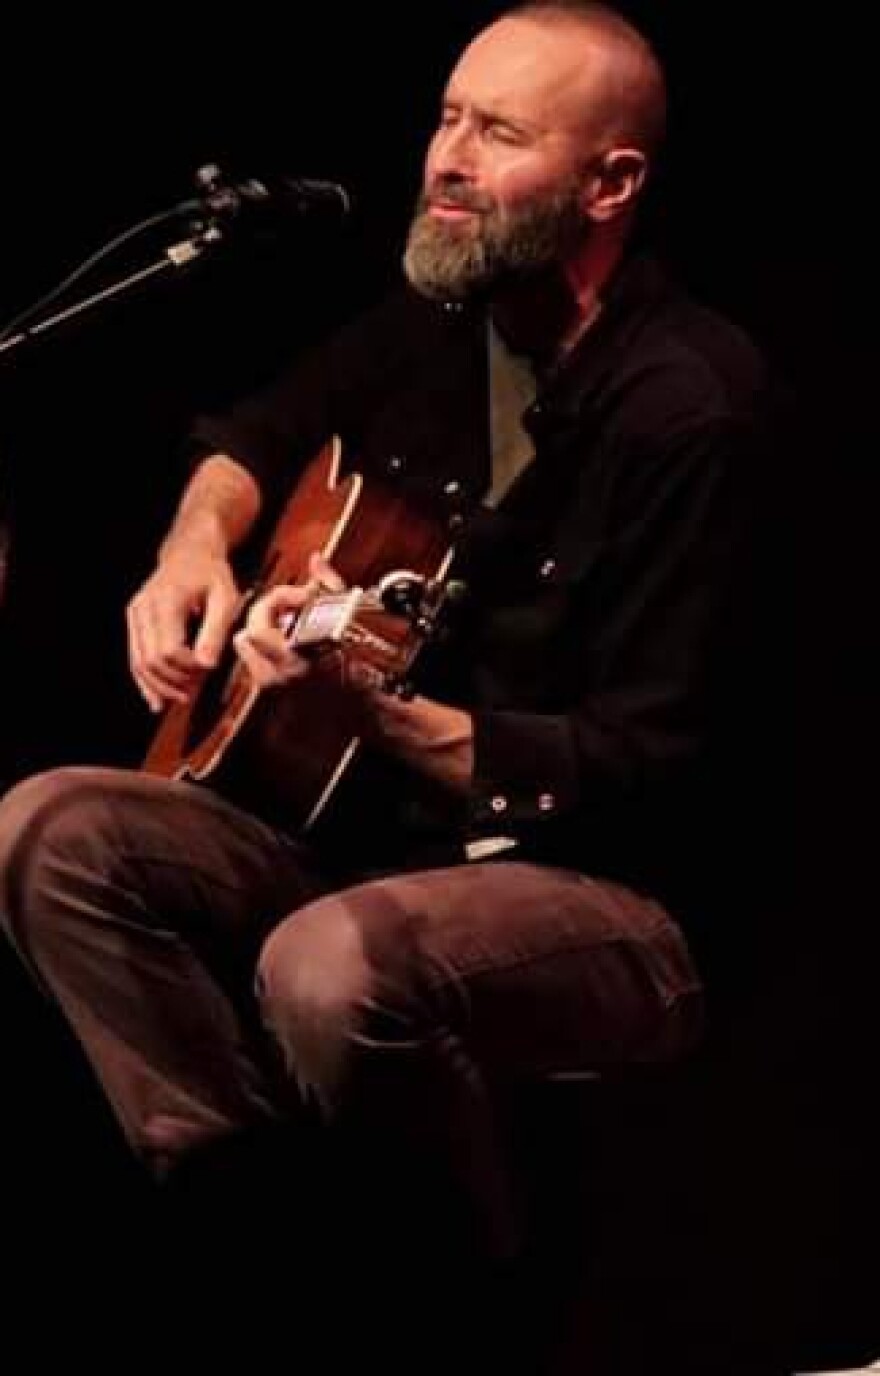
[0,766,133,960]
[256,893,380,1112]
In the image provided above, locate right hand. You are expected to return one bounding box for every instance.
[126,547,241,712]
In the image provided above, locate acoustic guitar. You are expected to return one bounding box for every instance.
[142,435,456,831]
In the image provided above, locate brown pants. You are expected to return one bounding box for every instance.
[0,765,703,1256]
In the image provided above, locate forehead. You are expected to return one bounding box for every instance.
[445,16,608,130]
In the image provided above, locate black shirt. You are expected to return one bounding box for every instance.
[189,252,795,961]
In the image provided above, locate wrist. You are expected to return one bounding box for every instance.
[159,512,229,566]
[359,691,474,792]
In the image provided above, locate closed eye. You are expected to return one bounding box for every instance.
[484,119,529,145]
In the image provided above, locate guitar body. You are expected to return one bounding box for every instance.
[143,436,453,831]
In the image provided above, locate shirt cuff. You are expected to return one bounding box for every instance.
[467,709,580,833]
[185,414,297,513]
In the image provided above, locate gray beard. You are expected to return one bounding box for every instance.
[403,182,585,302]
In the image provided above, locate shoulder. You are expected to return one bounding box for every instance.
[580,258,801,519]
[643,310,772,428]
[582,269,799,533]
[611,257,780,443]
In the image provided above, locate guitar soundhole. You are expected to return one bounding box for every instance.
[183,642,244,754]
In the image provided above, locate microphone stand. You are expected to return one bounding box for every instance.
[0,227,221,360]
[0,165,255,363]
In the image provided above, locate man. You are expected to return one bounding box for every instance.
[0,0,791,1324]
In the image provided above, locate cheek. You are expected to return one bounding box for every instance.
[489,164,560,213]
[494,145,581,202]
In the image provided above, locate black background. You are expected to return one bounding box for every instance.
[0,3,876,1363]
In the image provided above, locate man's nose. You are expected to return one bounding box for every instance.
[429,122,479,181]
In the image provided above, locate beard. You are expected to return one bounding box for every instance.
[402,176,586,302]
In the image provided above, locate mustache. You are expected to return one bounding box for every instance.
[421,183,495,214]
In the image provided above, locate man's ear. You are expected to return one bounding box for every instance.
[583,148,648,223]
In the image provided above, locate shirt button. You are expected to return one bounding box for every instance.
[387,455,406,475]
[443,479,462,499]
[490,795,509,814]
[538,792,556,813]
[448,513,466,534]
[538,558,557,579]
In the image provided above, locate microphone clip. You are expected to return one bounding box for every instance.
[187,163,253,228]
[182,163,351,238]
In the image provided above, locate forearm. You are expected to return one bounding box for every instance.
[360,691,475,794]
[159,454,263,562]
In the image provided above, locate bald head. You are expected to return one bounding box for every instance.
[503,1,667,159]
[404,2,664,302]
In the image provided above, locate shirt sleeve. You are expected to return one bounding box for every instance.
[184,289,413,517]
[186,341,342,515]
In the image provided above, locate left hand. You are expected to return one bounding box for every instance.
[234,551,474,792]
[233,552,344,687]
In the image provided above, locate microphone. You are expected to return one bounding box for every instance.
[181,163,352,229]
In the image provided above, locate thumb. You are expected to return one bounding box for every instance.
[193,587,239,668]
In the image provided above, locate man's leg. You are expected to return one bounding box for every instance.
[256,860,705,1260]
[0,765,328,1176]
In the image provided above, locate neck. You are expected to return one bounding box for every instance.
[490,231,624,366]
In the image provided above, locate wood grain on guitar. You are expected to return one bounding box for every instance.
[142,436,455,831]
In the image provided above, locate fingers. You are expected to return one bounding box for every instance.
[235,590,310,685]
[192,584,243,669]
[126,607,164,712]
[232,553,344,689]
[126,596,201,711]
[126,559,239,712]
[245,583,312,637]
[233,623,310,687]
[243,554,345,637]
[129,551,344,708]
